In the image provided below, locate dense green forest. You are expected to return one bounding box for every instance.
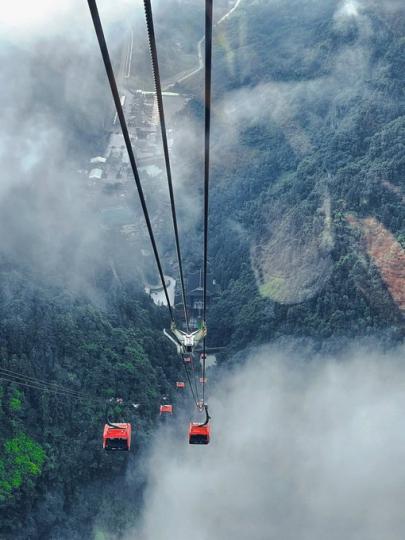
[0,266,179,538]
[194,0,405,354]
[1,0,404,538]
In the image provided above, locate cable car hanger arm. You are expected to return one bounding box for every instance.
[199,404,211,427]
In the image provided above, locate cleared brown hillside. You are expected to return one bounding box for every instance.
[347,215,405,312]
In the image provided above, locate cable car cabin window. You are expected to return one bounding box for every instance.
[105,438,129,451]
[189,433,209,445]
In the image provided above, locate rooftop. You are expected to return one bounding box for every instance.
[89,168,103,180]
[90,156,106,164]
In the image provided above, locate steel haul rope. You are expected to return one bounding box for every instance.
[202,0,213,405]
[0,368,134,408]
[143,0,190,332]
[143,0,206,407]
[88,0,215,415]
[87,0,174,322]
[182,359,199,408]
[0,366,82,397]
[0,372,85,400]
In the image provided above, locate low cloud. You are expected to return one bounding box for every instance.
[0,0,141,43]
[0,0,184,292]
[335,0,361,19]
[128,341,405,540]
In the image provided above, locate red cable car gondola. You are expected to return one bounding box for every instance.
[176,381,185,389]
[189,422,210,445]
[189,404,211,445]
[184,356,192,363]
[103,398,135,451]
[160,404,173,414]
[103,423,131,451]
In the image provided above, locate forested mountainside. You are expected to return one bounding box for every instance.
[0,0,404,538]
[0,2,196,536]
[183,0,405,354]
[0,267,176,538]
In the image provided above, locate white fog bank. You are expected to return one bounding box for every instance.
[128,342,405,540]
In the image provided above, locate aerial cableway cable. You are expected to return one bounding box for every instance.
[0,368,133,408]
[143,0,203,407]
[143,0,190,333]
[202,0,213,405]
[0,376,83,399]
[182,359,199,408]
[143,0,202,406]
[87,0,174,322]
[0,372,85,400]
[0,366,83,397]
[87,0,214,419]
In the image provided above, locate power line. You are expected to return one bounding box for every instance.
[87,0,174,322]
[143,0,190,332]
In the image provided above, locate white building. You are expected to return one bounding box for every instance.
[89,168,103,180]
[90,156,106,164]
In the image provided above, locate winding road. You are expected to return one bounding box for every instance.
[164,0,243,90]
